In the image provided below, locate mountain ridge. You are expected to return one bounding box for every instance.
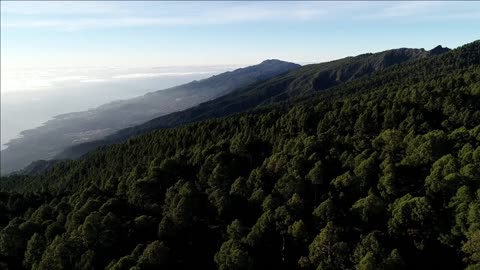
[55,46,451,160]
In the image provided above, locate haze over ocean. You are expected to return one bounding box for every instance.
[1,65,235,149]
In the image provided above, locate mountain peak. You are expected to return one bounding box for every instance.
[429,45,451,55]
[260,59,289,65]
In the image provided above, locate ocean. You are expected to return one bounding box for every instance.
[1,65,237,150]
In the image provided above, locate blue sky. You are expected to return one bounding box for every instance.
[1,1,479,68]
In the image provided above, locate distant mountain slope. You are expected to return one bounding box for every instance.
[8,160,61,176]
[1,60,300,175]
[58,46,450,159]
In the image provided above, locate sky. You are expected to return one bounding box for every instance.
[1,1,480,69]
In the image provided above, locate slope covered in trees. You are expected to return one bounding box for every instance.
[1,60,300,175]
[55,46,448,160]
[0,41,479,270]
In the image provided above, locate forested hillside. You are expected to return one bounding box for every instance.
[1,41,479,270]
[56,46,447,160]
[1,60,300,175]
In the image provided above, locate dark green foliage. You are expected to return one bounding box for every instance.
[137,241,170,269]
[0,41,479,269]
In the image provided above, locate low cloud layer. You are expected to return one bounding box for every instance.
[1,66,232,93]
